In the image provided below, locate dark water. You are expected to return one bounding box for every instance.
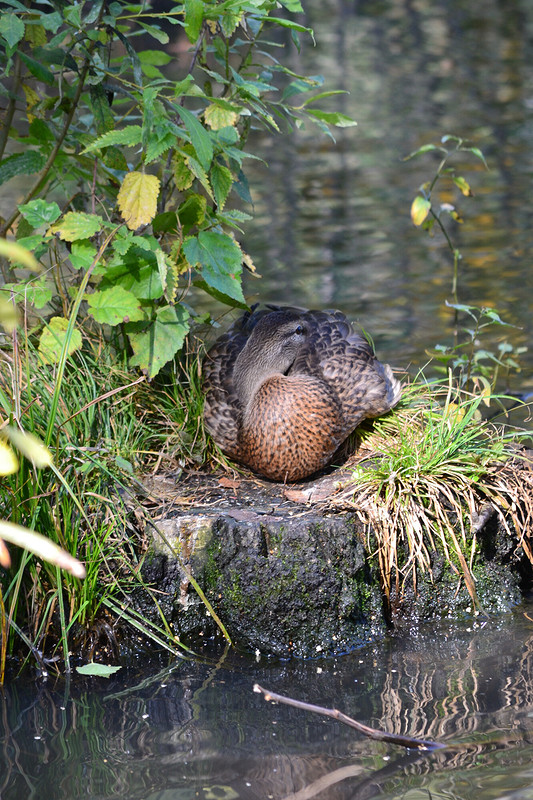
[3,609,533,800]
[225,0,533,402]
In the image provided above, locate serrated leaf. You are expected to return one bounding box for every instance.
[186,154,213,199]
[152,212,178,234]
[172,149,195,191]
[411,196,431,226]
[87,286,143,326]
[38,316,82,365]
[70,239,98,270]
[118,172,160,231]
[183,231,245,305]
[178,194,206,229]
[103,247,163,300]
[145,131,175,165]
[175,105,213,171]
[204,103,239,130]
[0,150,46,187]
[50,212,104,242]
[89,83,114,135]
[19,199,61,228]
[128,304,190,377]
[22,83,40,120]
[210,161,233,210]
[29,117,54,143]
[6,277,52,309]
[0,440,18,476]
[0,13,25,48]
[76,662,121,677]
[25,21,47,47]
[82,125,143,154]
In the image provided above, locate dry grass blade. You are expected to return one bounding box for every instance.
[329,380,533,613]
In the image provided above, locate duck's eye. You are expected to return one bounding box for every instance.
[294,324,305,336]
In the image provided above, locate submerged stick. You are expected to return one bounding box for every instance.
[253,684,445,751]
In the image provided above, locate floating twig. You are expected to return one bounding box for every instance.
[253,684,445,751]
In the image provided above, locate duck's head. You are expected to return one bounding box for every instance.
[233,310,310,405]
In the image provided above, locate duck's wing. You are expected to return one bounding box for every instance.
[202,317,250,456]
[291,311,402,430]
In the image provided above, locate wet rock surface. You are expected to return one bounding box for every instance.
[135,467,533,658]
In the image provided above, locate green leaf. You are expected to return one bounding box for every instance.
[19,52,54,85]
[178,194,206,230]
[464,146,488,168]
[210,161,233,210]
[137,21,169,44]
[184,231,245,306]
[174,105,213,171]
[103,247,163,300]
[76,663,122,678]
[69,240,98,270]
[184,0,204,43]
[410,196,431,226]
[82,125,143,154]
[0,13,25,48]
[152,212,178,234]
[89,83,114,135]
[5,278,53,309]
[300,90,348,107]
[453,176,473,197]
[38,316,82,365]
[18,199,61,228]
[305,109,357,127]
[264,16,314,39]
[50,212,104,242]
[128,304,190,378]
[0,151,46,187]
[87,286,143,326]
[279,0,304,10]
[403,143,446,161]
[138,50,173,66]
[145,131,176,164]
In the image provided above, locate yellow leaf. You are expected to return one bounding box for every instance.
[0,294,19,332]
[411,196,431,226]
[0,439,19,476]
[4,426,53,468]
[117,172,160,231]
[22,83,40,122]
[0,521,86,579]
[204,103,238,130]
[0,238,39,270]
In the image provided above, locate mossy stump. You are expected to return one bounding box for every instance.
[137,469,532,658]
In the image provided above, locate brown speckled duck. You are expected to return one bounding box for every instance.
[202,305,402,482]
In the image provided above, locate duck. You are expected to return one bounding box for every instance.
[202,304,402,482]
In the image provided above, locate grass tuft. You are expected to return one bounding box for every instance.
[329,377,533,614]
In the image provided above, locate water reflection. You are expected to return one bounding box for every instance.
[230,0,533,397]
[2,609,533,799]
